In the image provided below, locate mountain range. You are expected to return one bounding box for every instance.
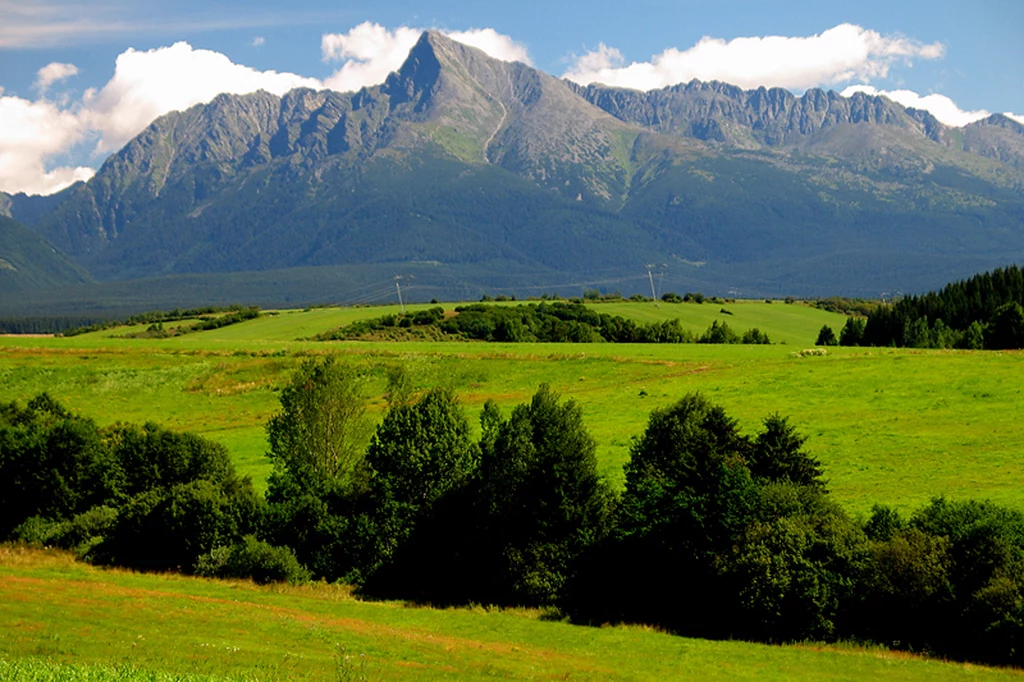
[2,31,1023,314]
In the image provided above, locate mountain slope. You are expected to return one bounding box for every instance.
[0,215,93,292]
[16,31,1024,301]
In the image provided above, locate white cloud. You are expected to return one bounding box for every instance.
[563,23,944,92]
[250,36,265,47]
[445,28,531,65]
[0,41,321,194]
[841,85,1024,128]
[0,93,94,195]
[34,62,79,93]
[80,41,322,154]
[321,22,530,92]
[841,85,989,127]
[322,22,422,92]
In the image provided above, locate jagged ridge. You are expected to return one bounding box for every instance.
[5,30,1024,299]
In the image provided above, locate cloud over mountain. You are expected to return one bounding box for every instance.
[0,42,320,194]
[80,42,321,154]
[842,85,1024,127]
[1,21,1015,197]
[0,92,94,195]
[562,23,943,91]
[322,22,530,92]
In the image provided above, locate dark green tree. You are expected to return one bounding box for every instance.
[479,385,613,605]
[604,393,759,634]
[749,414,824,488]
[816,325,838,346]
[741,328,771,344]
[986,302,1024,350]
[726,482,866,641]
[365,387,478,516]
[265,357,372,499]
[700,320,740,344]
[839,317,866,346]
[959,320,986,350]
[356,387,479,589]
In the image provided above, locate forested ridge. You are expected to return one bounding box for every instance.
[6,359,1024,667]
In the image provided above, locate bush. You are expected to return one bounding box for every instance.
[195,535,309,584]
[700,320,739,344]
[742,328,771,344]
[815,325,838,346]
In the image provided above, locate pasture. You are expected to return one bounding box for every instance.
[1,545,1019,681]
[1,299,1021,515]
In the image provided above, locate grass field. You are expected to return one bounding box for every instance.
[1,300,1022,515]
[3,299,1024,680]
[2,545,1020,681]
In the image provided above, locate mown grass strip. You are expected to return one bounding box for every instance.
[1,546,1020,681]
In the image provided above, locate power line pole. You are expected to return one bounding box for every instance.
[645,263,667,303]
[395,276,406,314]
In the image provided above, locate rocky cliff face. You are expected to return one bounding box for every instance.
[570,79,949,147]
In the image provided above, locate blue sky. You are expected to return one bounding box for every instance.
[1,0,1021,195]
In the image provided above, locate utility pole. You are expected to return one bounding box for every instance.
[395,276,406,314]
[645,263,667,303]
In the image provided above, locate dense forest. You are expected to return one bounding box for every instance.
[5,359,1024,667]
[318,301,771,344]
[816,265,1024,349]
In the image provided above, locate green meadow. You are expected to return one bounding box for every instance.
[4,299,1024,680]
[1,545,1020,681]
[1,300,1021,514]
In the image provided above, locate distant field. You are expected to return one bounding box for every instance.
[2,300,1023,514]
[1,545,1019,681]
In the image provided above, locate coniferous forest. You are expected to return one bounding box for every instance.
[815,265,1024,350]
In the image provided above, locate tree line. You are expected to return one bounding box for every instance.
[5,360,1024,667]
[318,301,770,345]
[817,265,1024,350]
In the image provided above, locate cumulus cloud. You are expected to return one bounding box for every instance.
[0,93,95,195]
[80,41,321,154]
[444,28,531,64]
[0,41,321,194]
[842,85,1024,128]
[34,62,79,93]
[841,85,989,127]
[563,23,944,92]
[250,36,265,47]
[321,22,530,92]
[322,22,422,92]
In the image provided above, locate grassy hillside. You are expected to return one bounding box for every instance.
[1,545,1018,681]
[1,301,1022,514]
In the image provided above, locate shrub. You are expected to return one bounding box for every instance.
[742,328,771,344]
[700,320,739,344]
[815,325,838,346]
[195,535,309,584]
